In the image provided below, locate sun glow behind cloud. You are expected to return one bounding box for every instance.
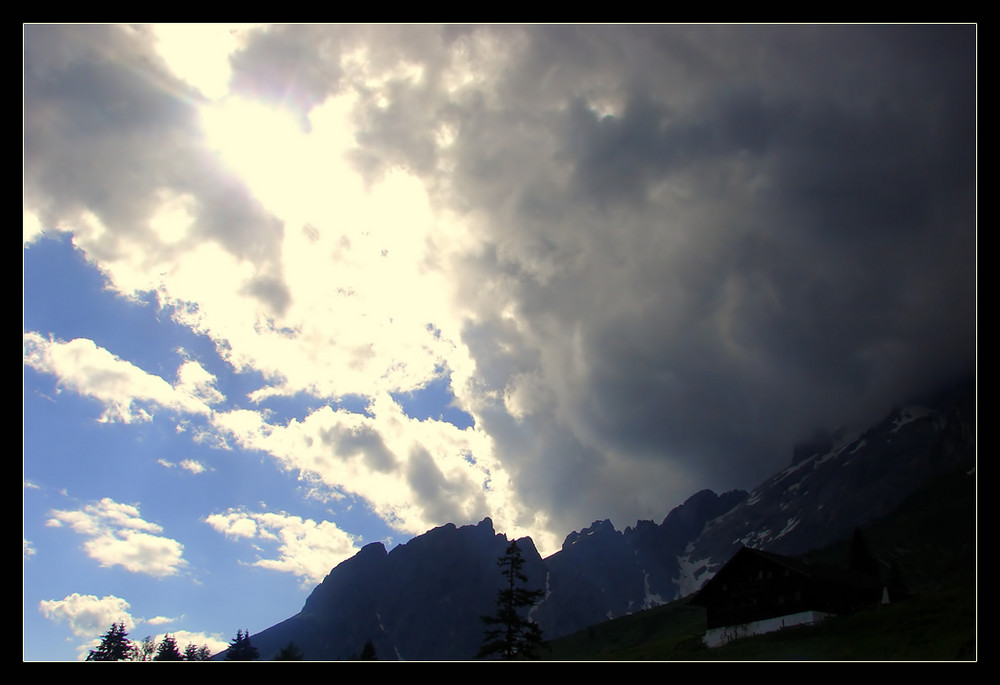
[151,24,258,100]
[123,27,543,551]
[199,98,313,220]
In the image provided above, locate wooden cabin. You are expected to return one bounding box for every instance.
[690,546,887,647]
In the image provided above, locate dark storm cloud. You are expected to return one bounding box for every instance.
[227,24,347,121]
[407,446,488,525]
[321,423,398,473]
[410,24,975,527]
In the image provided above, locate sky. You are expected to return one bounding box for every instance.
[23,24,976,660]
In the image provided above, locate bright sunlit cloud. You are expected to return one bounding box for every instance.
[151,24,259,100]
[205,509,361,584]
[199,97,312,218]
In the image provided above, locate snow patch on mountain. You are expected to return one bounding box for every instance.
[891,406,936,433]
[775,516,801,540]
[673,549,716,598]
[642,571,665,610]
[738,528,773,548]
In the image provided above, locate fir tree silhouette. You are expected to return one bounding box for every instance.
[478,540,547,660]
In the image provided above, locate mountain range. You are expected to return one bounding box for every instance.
[230,377,975,660]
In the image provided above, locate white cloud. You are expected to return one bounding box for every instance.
[23,209,46,246]
[205,508,362,584]
[46,498,187,577]
[164,629,229,656]
[38,593,135,638]
[23,332,221,423]
[83,530,187,577]
[175,360,226,407]
[180,459,208,474]
[208,391,556,551]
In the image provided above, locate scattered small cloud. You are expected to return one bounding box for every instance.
[157,458,209,474]
[46,498,187,577]
[180,459,208,474]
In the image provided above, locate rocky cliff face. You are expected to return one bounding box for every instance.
[531,489,747,638]
[246,518,545,661]
[677,377,976,588]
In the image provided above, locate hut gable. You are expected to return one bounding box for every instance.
[690,546,885,647]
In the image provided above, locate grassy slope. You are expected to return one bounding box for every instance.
[543,459,976,662]
[544,578,974,661]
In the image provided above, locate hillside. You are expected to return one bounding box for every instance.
[544,578,974,661]
[545,457,977,661]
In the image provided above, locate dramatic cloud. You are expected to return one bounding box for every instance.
[24,23,975,562]
[207,393,542,547]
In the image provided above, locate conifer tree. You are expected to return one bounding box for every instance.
[183,642,214,660]
[153,634,183,661]
[477,539,547,660]
[224,628,259,661]
[87,621,133,661]
[359,640,377,660]
[273,642,304,661]
[849,527,881,579]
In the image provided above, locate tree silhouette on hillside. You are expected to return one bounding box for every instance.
[849,527,881,580]
[477,539,547,660]
[87,622,132,661]
[359,640,377,660]
[273,642,304,661]
[183,643,214,660]
[224,629,259,661]
[153,634,183,661]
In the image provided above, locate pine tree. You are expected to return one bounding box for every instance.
[153,634,183,661]
[477,539,547,660]
[183,643,214,660]
[849,527,881,579]
[273,642,304,661]
[224,629,259,661]
[87,621,133,661]
[359,640,377,660]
